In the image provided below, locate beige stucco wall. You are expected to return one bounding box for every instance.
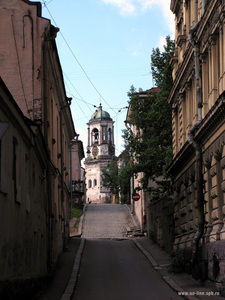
[85,160,111,204]
[169,0,225,287]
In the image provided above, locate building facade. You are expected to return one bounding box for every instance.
[0,78,49,289]
[85,104,115,204]
[71,138,85,208]
[169,0,225,286]
[0,0,78,291]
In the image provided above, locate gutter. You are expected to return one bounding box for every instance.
[124,121,134,214]
[187,1,206,267]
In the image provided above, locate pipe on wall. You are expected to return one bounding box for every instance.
[188,7,205,267]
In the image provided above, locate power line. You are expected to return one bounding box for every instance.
[63,72,95,112]
[42,1,116,113]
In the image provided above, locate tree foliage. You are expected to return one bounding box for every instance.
[151,36,175,97]
[118,147,132,203]
[125,36,175,195]
[101,158,119,198]
[102,36,175,200]
[101,148,132,204]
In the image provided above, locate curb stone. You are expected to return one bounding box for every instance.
[60,238,86,300]
[70,204,88,238]
[163,276,199,300]
[133,239,158,267]
[133,238,199,300]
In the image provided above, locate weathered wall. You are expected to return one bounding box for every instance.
[0,79,48,283]
[148,196,174,253]
[0,0,76,287]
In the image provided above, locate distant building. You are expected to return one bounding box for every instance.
[85,104,115,204]
[169,0,225,287]
[71,138,85,207]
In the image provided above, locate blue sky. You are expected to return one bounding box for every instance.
[35,0,174,158]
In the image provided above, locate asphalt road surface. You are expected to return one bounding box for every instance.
[72,204,181,300]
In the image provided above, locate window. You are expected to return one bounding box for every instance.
[12,137,18,202]
[102,126,107,142]
[91,128,99,144]
[88,179,92,188]
[94,179,97,186]
[108,128,112,142]
[0,140,1,187]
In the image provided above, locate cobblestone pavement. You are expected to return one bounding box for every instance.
[82,204,132,239]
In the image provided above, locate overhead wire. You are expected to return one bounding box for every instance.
[63,72,95,112]
[42,1,116,114]
[32,0,125,155]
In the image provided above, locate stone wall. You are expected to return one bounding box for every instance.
[148,196,174,253]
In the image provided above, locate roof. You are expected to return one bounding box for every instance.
[90,104,112,121]
[139,87,161,94]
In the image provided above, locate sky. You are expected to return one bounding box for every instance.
[33,0,175,160]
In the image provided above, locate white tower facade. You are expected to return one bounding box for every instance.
[85,104,115,204]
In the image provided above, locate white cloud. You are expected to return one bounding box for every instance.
[158,35,166,51]
[100,0,175,37]
[101,0,136,15]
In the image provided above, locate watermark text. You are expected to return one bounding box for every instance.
[178,291,220,297]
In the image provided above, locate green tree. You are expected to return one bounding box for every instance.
[101,147,132,204]
[101,158,119,201]
[151,36,174,97]
[118,146,132,204]
[125,36,175,197]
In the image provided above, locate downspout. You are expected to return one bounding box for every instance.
[60,110,66,249]
[188,18,205,267]
[202,0,208,15]
[124,121,134,214]
[60,99,72,249]
[42,43,53,270]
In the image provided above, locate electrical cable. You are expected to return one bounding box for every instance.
[63,72,95,111]
[42,1,116,113]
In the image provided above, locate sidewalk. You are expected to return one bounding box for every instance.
[39,205,225,300]
[126,204,224,300]
[37,237,82,300]
[37,212,85,299]
[133,237,224,300]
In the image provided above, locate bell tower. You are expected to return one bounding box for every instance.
[85,104,115,204]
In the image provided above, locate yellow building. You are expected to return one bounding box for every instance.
[169,0,225,285]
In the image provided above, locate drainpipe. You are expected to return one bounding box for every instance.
[59,110,66,249]
[124,121,134,214]
[202,0,208,15]
[188,18,205,267]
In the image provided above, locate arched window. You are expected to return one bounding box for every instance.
[91,128,99,144]
[108,128,112,142]
[88,179,92,188]
[102,126,107,142]
[94,179,97,186]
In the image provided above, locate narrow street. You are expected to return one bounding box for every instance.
[71,204,181,300]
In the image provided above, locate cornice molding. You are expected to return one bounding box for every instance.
[168,94,225,176]
[170,0,180,14]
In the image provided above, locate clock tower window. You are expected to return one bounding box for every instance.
[102,126,107,142]
[92,128,99,144]
[108,128,112,142]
